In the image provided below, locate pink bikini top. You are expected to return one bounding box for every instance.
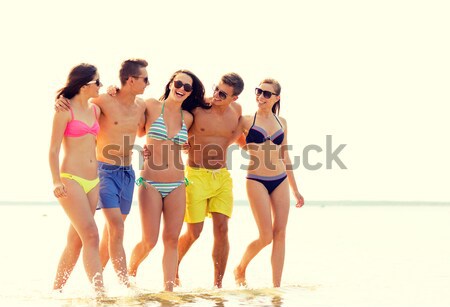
[64,106,100,137]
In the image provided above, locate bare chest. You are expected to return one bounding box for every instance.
[100,105,143,132]
[193,112,239,137]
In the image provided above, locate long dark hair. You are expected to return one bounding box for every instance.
[56,63,97,100]
[260,78,281,115]
[159,69,208,112]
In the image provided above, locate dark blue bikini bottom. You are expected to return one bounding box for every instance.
[246,173,287,195]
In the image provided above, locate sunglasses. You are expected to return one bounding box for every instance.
[86,79,101,86]
[132,75,149,84]
[212,85,228,100]
[255,87,278,99]
[173,80,193,92]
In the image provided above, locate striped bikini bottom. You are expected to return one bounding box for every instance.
[135,177,188,199]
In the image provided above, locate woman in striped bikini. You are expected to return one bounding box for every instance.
[128,70,207,291]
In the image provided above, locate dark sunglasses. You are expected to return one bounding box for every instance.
[173,80,193,92]
[86,79,101,86]
[212,85,228,100]
[255,87,278,99]
[132,75,149,84]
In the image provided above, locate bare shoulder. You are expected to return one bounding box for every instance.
[135,96,146,107]
[54,107,71,121]
[278,116,288,128]
[230,101,242,115]
[144,97,161,108]
[191,106,201,115]
[183,110,194,121]
[90,103,101,117]
[91,93,114,107]
[241,114,254,130]
[192,105,209,116]
[242,114,253,123]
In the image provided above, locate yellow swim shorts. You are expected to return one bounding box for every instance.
[184,166,233,223]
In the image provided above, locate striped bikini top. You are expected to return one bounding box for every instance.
[147,102,188,145]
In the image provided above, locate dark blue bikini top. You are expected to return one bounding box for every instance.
[245,113,284,145]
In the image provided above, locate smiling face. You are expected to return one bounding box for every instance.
[84,73,102,98]
[169,73,193,102]
[211,80,236,106]
[131,67,149,95]
[255,83,280,109]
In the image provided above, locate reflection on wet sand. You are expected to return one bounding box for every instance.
[58,285,317,307]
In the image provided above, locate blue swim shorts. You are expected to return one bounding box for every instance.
[97,161,135,215]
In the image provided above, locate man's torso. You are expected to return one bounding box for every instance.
[94,94,146,165]
[188,102,241,169]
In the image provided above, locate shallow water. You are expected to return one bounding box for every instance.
[1,202,449,306]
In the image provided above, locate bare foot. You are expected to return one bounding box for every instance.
[174,277,181,287]
[128,267,137,278]
[174,270,181,287]
[233,266,247,287]
[164,280,175,292]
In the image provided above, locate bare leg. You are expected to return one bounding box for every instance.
[99,224,109,270]
[176,222,204,285]
[211,212,229,288]
[53,225,82,291]
[161,185,186,291]
[128,184,162,277]
[102,208,129,286]
[57,180,104,294]
[269,180,290,287]
[234,180,273,287]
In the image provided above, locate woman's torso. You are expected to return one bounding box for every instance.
[141,101,187,181]
[243,113,286,176]
[60,104,99,179]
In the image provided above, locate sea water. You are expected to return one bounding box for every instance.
[0,201,449,306]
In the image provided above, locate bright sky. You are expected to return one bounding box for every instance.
[0,0,449,202]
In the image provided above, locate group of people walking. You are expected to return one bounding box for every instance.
[49,58,304,296]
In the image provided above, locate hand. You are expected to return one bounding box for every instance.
[204,97,213,106]
[142,144,151,160]
[53,183,67,198]
[294,191,304,208]
[54,95,70,112]
[106,85,119,96]
[182,142,191,154]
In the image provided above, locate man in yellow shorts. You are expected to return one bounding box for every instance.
[184,167,233,222]
[176,73,244,288]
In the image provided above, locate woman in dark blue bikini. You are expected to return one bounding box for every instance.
[234,78,304,287]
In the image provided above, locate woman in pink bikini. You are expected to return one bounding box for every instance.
[234,78,304,287]
[49,63,104,295]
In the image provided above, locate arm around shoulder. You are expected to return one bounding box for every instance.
[233,115,248,148]
[90,95,107,113]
